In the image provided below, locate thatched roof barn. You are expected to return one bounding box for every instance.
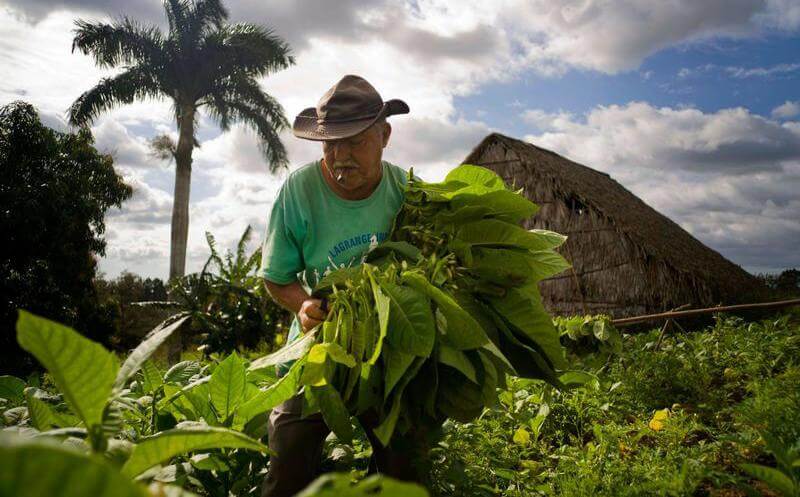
[463,133,763,318]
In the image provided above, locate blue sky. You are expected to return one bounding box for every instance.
[0,0,798,278]
[457,34,800,131]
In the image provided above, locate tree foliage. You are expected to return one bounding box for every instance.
[0,101,132,375]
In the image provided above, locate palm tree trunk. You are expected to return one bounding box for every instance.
[167,103,195,364]
[169,103,195,280]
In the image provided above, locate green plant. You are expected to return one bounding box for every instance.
[0,101,132,376]
[141,225,289,356]
[554,314,622,369]
[247,164,571,453]
[740,431,800,497]
[6,310,270,495]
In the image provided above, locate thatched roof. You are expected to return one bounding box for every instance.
[463,133,761,312]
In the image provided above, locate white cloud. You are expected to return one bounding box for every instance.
[772,100,800,119]
[725,62,800,79]
[522,102,800,272]
[4,1,800,277]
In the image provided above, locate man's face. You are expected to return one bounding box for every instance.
[322,121,391,192]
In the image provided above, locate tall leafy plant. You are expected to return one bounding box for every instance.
[143,225,288,357]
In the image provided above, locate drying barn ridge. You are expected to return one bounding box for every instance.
[463,132,763,318]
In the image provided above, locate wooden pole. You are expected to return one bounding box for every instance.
[611,298,800,327]
[653,304,690,350]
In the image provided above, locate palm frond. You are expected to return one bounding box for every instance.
[72,18,166,69]
[201,75,290,171]
[190,0,229,32]
[224,99,290,171]
[164,0,190,39]
[68,66,163,127]
[215,76,289,130]
[200,89,232,130]
[199,23,294,79]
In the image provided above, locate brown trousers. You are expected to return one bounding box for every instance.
[260,394,434,497]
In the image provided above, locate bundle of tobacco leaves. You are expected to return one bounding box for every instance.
[250,164,570,446]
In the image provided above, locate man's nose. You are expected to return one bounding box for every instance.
[332,141,351,160]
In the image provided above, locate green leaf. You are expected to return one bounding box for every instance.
[436,367,484,423]
[209,352,247,422]
[157,376,211,412]
[308,385,353,442]
[24,388,59,431]
[235,358,306,427]
[445,164,504,187]
[529,402,550,440]
[439,346,478,383]
[383,344,415,399]
[356,363,382,415]
[367,241,422,262]
[248,331,316,372]
[300,344,336,387]
[488,286,567,370]
[368,275,391,364]
[296,473,428,497]
[740,463,797,497]
[121,424,270,478]
[0,375,26,403]
[0,438,149,497]
[164,361,202,384]
[141,360,163,394]
[324,342,357,368]
[373,358,425,446]
[162,383,198,421]
[470,248,570,285]
[476,350,499,406]
[182,383,216,425]
[456,220,566,251]
[400,271,488,349]
[451,189,538,223]
[380,281,435,357]
[559,371,600,390]
[16,310,118,429]
[315,266,363,290]
[190,453,230,472]
[115,316,189,391]
[493,313,563,387]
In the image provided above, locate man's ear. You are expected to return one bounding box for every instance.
[382,122,392,148]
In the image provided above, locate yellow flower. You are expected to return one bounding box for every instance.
[513,427,531,445]
[648,408,669,431]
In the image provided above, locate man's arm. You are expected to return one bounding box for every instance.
[263,279,327,332]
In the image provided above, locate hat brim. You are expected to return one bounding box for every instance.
[292,99,409,141]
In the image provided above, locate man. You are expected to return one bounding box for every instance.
[259,75,418,497]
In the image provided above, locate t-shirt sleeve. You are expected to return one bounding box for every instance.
[260,184,304,284]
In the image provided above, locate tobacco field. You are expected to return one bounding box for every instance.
[1,165,799,497]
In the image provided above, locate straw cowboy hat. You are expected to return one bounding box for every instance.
[292,74,410,141]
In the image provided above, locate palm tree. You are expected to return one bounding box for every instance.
[68,0,293,280]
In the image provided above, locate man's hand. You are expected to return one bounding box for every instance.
[298,298,327,332]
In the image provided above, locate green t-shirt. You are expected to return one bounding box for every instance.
[260,159,408,374]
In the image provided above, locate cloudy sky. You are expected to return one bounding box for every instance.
[1,0,798,277]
